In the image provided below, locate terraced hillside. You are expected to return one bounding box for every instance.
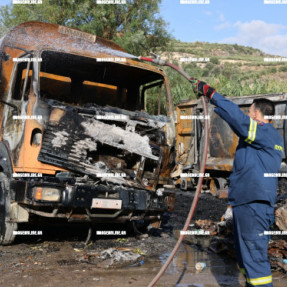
[153,41,287,108]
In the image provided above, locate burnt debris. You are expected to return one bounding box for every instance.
[38,101,166,190]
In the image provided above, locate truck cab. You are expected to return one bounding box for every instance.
[0,22,176,244]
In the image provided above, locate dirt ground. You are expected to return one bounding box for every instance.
[0,191,286,287]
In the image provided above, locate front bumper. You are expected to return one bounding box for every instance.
[13,179,174,213]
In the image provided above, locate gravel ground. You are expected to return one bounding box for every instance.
[0,191,257,287]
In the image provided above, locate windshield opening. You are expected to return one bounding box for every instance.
[39,50,165,113]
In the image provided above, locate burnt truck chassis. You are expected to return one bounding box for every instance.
[11,103,174,223]
[13,178,170,222]
[0,102,176,246]
[0,22,176,244]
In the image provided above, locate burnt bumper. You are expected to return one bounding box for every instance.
[13,180,171,212]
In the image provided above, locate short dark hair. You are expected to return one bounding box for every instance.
[252,98,275,117]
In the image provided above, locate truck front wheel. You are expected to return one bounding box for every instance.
[0,173,17,245]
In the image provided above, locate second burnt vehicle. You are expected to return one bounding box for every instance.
[0,22,176,244]
[173,93,287,197]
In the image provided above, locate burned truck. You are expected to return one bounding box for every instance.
[0,22,176,244]
[173,94,287,196]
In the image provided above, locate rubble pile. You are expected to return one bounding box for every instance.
[194,219,217,236]
[190,197,287,273]
[268,240,287,272]
[275,199,287,231]
[77,247,143,268]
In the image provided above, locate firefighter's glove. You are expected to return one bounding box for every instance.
[190,78,216,99]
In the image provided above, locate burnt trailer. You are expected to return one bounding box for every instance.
[173,94,287,196]
[0,22,176,244]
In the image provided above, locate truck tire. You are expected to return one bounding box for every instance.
[0,172,17,245]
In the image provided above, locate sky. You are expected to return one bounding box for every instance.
[1,0,287,56]
[160,0,287,56]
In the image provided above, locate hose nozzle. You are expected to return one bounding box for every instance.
[150,52,166,65]
[139,53,166,65]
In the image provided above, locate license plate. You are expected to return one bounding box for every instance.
[91,198,122,209]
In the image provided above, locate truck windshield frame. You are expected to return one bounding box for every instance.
[37,50,166,114]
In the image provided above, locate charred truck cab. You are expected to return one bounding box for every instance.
[0,22,176,244]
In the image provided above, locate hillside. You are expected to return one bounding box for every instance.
[158,40,287,106]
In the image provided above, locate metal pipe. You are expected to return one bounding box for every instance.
[85,209,123,218]
[25,207,65,218]
[84,226,92,245]
[140,80,164,110]
[21,60,31,100]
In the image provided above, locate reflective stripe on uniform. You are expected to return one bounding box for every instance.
[245,118,258,144]
[246,275,272,285]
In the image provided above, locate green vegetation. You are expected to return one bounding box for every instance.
[0,0,170,55]
[160,40,287,104]
[171,40,265,57]
[1,3,286,110]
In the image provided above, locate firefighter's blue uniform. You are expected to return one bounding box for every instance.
[210,92,283,287]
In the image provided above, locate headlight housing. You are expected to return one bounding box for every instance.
[33,187,61,202]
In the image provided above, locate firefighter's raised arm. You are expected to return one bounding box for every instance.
[190,79,281,149]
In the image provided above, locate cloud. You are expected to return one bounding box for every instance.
[214,22,231,31]
[203,10,213,16]
[219,13,225,22]
[213,12,231,31]
[222,20,287,56]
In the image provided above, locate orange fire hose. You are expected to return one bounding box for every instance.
[139,55,210,287]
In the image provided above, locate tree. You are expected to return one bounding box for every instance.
[0,0,170,55]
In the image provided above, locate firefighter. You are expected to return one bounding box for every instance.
[191,79,283,287]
